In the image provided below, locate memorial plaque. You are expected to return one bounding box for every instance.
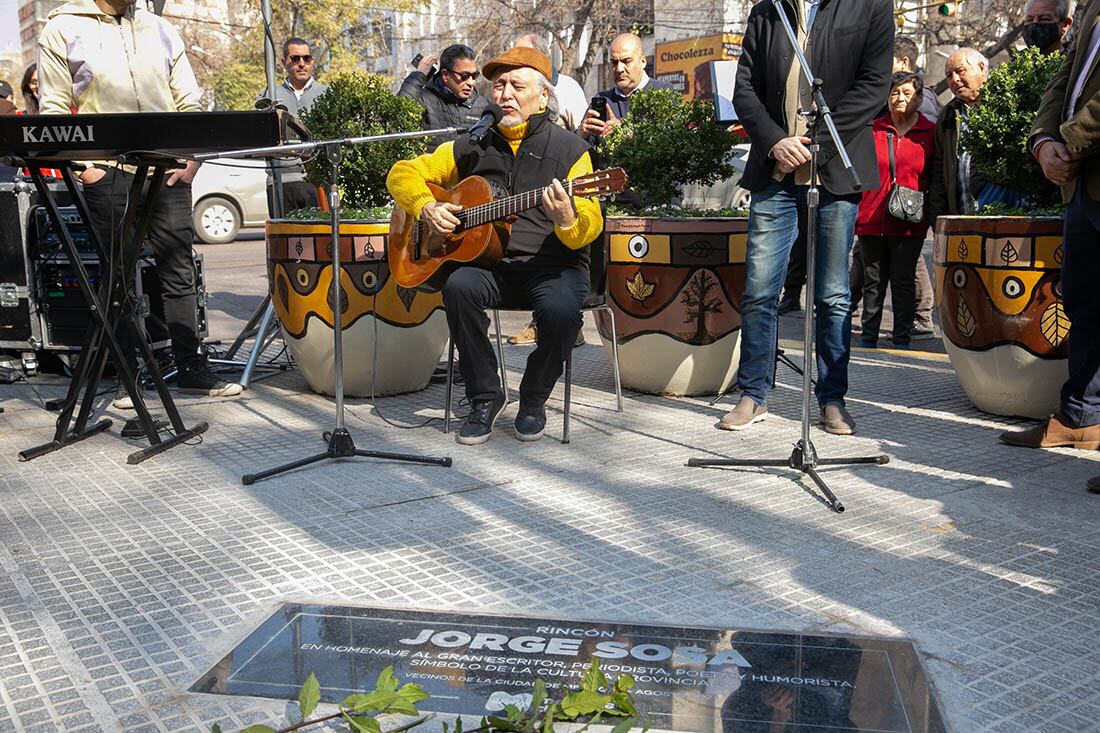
[193,604,946,732]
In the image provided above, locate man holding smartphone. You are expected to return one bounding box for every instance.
[578,32,673,143]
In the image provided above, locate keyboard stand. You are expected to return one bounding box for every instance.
[18,160,207,464]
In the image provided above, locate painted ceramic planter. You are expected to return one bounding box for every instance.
[266,220,448,397]
[596,217,747,396]
[932,216,1068,419]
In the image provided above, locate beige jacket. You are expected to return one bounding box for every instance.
[37,0,201,116]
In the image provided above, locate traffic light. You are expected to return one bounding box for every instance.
[893,0,962,19]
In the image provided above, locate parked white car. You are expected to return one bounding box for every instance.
[190,158,269,243]
[680,143,752,210]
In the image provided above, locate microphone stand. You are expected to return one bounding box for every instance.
[194,127,461,485]
[687,0,888,513]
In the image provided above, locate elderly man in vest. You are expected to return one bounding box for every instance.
[387,47,603,445]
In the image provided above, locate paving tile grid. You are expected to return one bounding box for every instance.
[0,331,1098,733]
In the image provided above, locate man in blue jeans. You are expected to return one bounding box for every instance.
[723,0,893,434]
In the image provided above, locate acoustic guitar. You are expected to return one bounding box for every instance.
[388,167,628,292]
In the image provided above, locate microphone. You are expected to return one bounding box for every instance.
[466,104,504,143]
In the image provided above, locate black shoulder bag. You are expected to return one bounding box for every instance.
[886,131,925,224]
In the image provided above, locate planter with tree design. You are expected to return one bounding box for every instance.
[600,217,746,395]
[592,87,746,395]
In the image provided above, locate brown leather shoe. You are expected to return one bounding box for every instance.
[999,412,1100,450]
[1088,476,1100,494]
[718,396,767,431]
[820,402,856,435]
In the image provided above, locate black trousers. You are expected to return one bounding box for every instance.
[443,264,588,405]
[1060,184,1100,426]
[852,239,934,324]
[266,180,319,218]
[82,168,202,367]
[858,234,923,344]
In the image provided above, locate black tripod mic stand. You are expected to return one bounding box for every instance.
[688,0,889,513]
[195,128,460,485]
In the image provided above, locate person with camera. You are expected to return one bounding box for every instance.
[853,71,935,349]
[577,33,673,144]
[399,44,490,150]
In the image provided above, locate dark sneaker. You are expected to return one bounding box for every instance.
[718,396,767,431]
[457,393,506,445]
[911,325,936,340]
[112,384,136,410]
[514,402,547,442]
[820,402,856,435]
[176,361,243,397]
[1088,476,1100,494]
[858,338,878,348]
[574,330,585,347]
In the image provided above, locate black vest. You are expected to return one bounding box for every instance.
[453,111,593,270]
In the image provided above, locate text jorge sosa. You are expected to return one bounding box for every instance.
[398,628,752,668]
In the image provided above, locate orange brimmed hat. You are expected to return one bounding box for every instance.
[482,46,553,81]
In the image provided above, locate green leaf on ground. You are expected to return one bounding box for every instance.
[388,682,430,715]
[561,689,609,717]
[343,711,382,733]
[298,672,321,719]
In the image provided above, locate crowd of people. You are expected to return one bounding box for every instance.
[3,0,1098,489]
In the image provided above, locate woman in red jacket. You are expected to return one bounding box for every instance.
[855,71,936,348]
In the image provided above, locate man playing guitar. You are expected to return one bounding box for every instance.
[387,46,603,445]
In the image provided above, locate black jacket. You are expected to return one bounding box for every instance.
[398,71,490,150]
[453,111,593,270]
[928,96,964,222]
[733,0,894,195]
[594,76,677,123]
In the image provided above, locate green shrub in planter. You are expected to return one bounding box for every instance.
[298,72,427,209]
[602,88,739,209]
[960,46,1064,206]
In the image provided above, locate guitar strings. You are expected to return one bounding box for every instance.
[420,172,611,239]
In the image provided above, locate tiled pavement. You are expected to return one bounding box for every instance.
[1,303,1099,732]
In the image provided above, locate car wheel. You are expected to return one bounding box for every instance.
[193,196,240,244]
[731,187,751,210]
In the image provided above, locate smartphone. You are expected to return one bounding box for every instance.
[590,96,608,122]
[411,53,423,68]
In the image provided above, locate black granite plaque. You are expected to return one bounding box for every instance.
[193,604,946,732]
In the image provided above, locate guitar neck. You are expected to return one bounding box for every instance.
[456,179,576,228]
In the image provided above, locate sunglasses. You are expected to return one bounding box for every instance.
[288,54,313,63]
[446,69,480,82]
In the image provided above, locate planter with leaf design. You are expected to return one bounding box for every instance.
[267,220,448,397]
[595,216,747,396]
[932,216,1068,418]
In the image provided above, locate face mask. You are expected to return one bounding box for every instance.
[1023,22,1061,50]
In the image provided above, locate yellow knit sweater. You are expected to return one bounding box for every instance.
[386,121,603,250]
